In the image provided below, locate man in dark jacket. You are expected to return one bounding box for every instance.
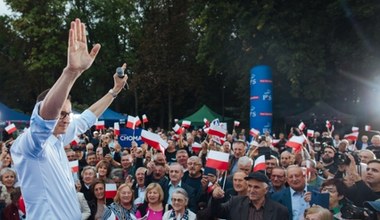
[210,172,289,220]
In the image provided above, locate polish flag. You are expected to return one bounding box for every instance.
[205,150,230,171]
[326,120,331,129]
[105,183,117,199]
[142,114,148,123]
[141,129,168,152]
[307,129,314,137]
[114,122,120,136]
[18,196,26,217]
[352,127,359,133]
[182,120,191,129]
[271,139,280,146]
[212,136,226,145]
[298,122,306,131]
[70,136,80,146]
[5,123,17,134]
[286,135,305,153]
[365,125,372,131]
[207,182,214,193]
[250,128,260,137]
[192,142,202,153]
[253,155,266,172]
[135,116,142,127]
[234,121,240,127]
[126,116,136,129]
[203,118,210,127]
[172,124,183,134]
[95,121,105,130]
[208,123,227,138]
[69,160,79,173]
[344,132,359,141]
[203,127,210,134]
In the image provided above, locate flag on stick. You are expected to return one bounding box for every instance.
[4,123,17,134]
[253,155,266,172]
[95,121,105,130]
[205,150,229,171]
[286,135,305,153]
[142,114,148,123]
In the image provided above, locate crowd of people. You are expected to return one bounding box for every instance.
[1,18,380,220]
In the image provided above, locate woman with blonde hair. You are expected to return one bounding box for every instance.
[303,205,333,220]
[163,188,196,220]
[102,183,137,220]
[135,182,165,219]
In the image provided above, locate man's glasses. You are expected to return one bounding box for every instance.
[59,111,71,120]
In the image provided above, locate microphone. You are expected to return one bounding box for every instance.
[116,66,129,90]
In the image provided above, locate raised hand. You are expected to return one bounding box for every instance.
[66,18,101,75]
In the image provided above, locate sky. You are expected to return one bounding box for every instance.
[0,0,11,16]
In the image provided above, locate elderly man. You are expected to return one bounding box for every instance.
[210,172,289,220]
[175,149,189,170]
[271,165,318,220]
[223,156,252,191]
[269,166,287,194]
[280,151,294,168]
[359,149,376,164]
[229,140,247,174]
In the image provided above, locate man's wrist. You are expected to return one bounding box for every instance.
[108,89,118,99]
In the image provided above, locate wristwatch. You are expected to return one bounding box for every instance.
[108,89,117,98]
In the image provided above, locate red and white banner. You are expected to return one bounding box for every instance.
[114,122,120,136]
[182,120,191,129]
[307,129,314,137]
[205,150,229,171]
[365,125,372,132]
[352,126,359,133]
[141,129,168,152]
[298,122,306,131]
[135,116,142,127]
[5,123,17,134]
[344,132,359,141]
[172,124,183,135]
[286,135,305,153]
[95,121,105,130]
[69,160,79,173]
[326,120,331,129]
[234,120,240,127]
[105,183,117,199]
[142,114,149,123]
[192,142,202,153]
[253,155,266,172]
[250,128,260,137]
[126,116,136,129]
[208,123,227,138]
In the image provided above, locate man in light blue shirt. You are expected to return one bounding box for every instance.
[11,18,128,220]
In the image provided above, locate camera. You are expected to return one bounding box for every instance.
[341,202,376,220]
[336,152,361,165]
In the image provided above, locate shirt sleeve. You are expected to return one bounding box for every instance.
[62,109,97,146]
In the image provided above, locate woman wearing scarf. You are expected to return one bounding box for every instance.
[163,188,196,220]
[102,183,137,220]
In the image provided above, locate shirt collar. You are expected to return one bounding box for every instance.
[169,180,182,187]
[290,184,307,195]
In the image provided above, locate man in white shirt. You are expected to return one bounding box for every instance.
[11,18,128,219]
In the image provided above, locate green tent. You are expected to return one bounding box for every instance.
[180,105,233,127]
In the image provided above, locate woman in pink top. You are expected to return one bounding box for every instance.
[135,183,164,220]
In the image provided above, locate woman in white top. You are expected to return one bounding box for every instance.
[162,188,196,220]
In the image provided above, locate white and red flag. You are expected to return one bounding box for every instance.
[212,136,226,146]
[4,123,17,134]
[234,121,240,127]
[95,121,105,130]
[192,142,202,153]
[105,183,117,199]
[298,122,306,131]
[205,150,229,171]
[208,123,227,138]
[141,129,168,152]
[172,124,183,135]
[365,125,372,132]
[250,128,260,137]
[126,116,136,129]
[344,132,359,141]
[203,118,210,128]
[135,116,142,127]
[182,120,191,129]
[271,139,280,147]
[286,135,305,153]
[113,122,120,136]
[307,129,314,137]
[352,126,359,133]
[326,120,332,129]
[142,114,149,123]
[253,155,266,172]
[69,160,79,173]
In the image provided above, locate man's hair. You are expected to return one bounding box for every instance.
[368,159,380,166]
[36,88,71,102]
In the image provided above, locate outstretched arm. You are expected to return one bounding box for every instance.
[88,63,128,117]
[40,18,101,120]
